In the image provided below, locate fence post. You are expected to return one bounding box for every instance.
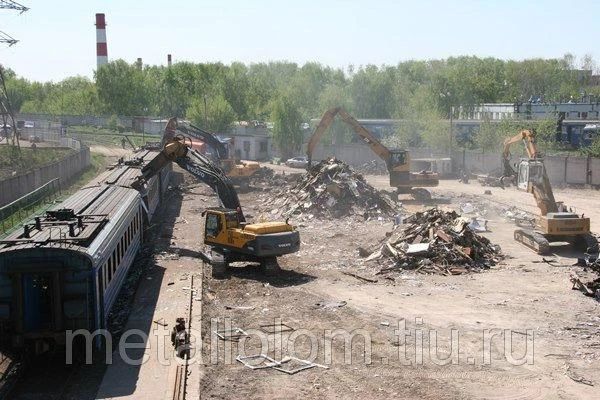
[564,156,568,185]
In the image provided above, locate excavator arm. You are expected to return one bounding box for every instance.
[134,118,245,221]
[175,123,230,160]
[307,107,391,167]
[502,129,558,216]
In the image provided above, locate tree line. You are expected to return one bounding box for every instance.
[3,53,598,155]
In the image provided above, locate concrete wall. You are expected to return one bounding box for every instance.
[0,147,91,207]
[307,142,600,187]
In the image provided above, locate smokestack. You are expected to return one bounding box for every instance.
[167,54,172,67]
[95,13,108,69]
[136,58,143,69]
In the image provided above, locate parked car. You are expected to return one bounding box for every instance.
[285,156,308,168]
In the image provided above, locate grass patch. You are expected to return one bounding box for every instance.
[64,153,109,194]
[0,146,74,179]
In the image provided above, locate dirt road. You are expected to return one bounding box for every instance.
[194,169,600,399]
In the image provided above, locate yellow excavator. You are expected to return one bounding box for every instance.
[307,107,438,200]
[134,118,300,277]
[503,129,598,254]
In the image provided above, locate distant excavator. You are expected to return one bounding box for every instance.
[503,129,598,254]
[307,107,438,200]
[168,120,260,188]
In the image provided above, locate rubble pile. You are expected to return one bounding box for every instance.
[363,208,503,275]
[250,166,276,184]
[264,158,398,220]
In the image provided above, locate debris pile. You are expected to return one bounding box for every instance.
[264,158,398,220]
[250,166,276,183]
[363,208,503,275]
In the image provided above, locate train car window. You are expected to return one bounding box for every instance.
[103,262,108,290]
[117,242,122,265]
[108,254,114,281]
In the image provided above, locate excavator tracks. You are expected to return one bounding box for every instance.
[409,188,432,201]
[514,229,551,254]
[577,233,599,254]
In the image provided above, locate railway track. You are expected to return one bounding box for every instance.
[172,274,196,400]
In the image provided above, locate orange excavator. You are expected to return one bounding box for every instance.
[503,129,597,254]
[306,107,438,200]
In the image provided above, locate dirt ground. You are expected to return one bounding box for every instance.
[191,164,600,399]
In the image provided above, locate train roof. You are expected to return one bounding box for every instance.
[85,149,161,188]
[0,149,163,255]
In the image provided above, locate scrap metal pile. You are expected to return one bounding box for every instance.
[363,208,503,275]
[571,255,600,299]
[264,158,398,220]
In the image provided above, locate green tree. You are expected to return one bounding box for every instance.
[271,93,304,158]
[186,94,235,133]
[96,60,150,115]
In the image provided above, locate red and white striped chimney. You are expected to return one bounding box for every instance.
[95,13,108,69]
[167,54,172,67]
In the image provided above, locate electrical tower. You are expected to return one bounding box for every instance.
[0,1,28,13]
[0,0,28,148]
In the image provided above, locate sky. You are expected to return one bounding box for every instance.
[2,0,600,82]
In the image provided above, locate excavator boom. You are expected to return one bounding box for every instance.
[307,107,391,167]
[135,118,244,220]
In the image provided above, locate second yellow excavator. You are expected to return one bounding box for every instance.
[503,129,598,254]
[307,107,438,200]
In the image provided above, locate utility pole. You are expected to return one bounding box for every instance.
[203,95,208,128]
[449,105,454,157]
[0,1,28,149]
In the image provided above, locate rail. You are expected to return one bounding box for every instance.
[0,178,61,234]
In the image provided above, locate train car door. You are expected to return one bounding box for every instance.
[22,273,54,332]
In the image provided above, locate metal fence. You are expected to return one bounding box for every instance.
[14,126,82,150]
[0,178,61,234]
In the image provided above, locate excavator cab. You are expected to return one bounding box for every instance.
[516,159,545,192]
